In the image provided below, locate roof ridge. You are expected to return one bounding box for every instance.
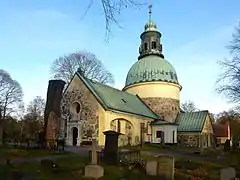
[183,110,208,114]
[75,72,108,110]
[76,72,157,119]
[85,74,145,99]
[136,94,159,118]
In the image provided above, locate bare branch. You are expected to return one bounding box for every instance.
[0,69,23,120]
[216,22,240,104]
[100,0,146,40]
[50,50,115,85]
[80,0,94,21]
[181,100,199,112]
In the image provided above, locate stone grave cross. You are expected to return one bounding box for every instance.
[91,139,98,165]
[85,139,104,179]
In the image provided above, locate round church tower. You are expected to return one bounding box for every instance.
[123,8,182,123]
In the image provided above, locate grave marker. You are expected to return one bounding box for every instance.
[91,139,98,165]
[84,139,104,179]
[146,161,158,176]
[157,155,174,180]
[221,167,236,180]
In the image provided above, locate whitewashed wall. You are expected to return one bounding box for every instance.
[151,125,178,144]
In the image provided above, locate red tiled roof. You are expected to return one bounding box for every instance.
[212,122,229,137]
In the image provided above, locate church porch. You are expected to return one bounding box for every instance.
[150,120,178,144]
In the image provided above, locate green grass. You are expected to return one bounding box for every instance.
[0,153,235,180]
[1,156,129,180]
[120,144,177,151]
[0,145,70,161]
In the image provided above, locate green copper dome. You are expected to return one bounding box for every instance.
[124,55,179,87]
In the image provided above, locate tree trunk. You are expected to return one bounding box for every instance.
[0,126,2,145]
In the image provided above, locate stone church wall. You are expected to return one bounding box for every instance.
[178,133,215,148]
[60,75,99,144]
[142,97,180,123]
[177,134,200,147]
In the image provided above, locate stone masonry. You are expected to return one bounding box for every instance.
[44,80,65,147]
[60,78,99,144]
[142,97,180,123]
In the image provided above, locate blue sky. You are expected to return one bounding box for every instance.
[1,0,240,114]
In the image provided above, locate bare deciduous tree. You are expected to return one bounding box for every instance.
[215,110,240,140]
[216,22,240,103]
[26,96,45,122]
[0,69,23,119]
[181,100,198,112]
[0,69,23,143]
[50,51,114,85]
[82,0,145,38]
[19,96,45,139]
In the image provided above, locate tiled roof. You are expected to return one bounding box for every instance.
[176,111,209,132]
[212,122,229,137]
[151,119,178,125]
[76,72,159,119]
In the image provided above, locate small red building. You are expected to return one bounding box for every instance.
[212,121,231,145]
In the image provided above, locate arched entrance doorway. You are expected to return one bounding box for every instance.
[72,127,78,146]
[110,119,133,146]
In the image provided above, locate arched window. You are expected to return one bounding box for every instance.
[71,102,81,114]
[76,103,80,113]
[144,43,148,50]
[70,102,81,121]
[152,41,157,49]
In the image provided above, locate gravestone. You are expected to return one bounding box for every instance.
[157,155,174,180]
[40,159,57,170]
[221,167,236,180]
[90,140,98,164]
[146,161,158,176]
[9,170,36,180]
[40,159,59,173]
[103,130,122,165]
[84,139,104,179]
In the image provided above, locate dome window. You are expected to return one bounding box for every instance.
[152,41,157,49]
[121,98,127,103]
[144,43,148,50]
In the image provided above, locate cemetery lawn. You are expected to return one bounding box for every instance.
[120,144,177,151]
[0,155,236,180]
[0,145,70,161]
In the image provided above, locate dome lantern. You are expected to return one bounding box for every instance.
[123,4,181,91]
[138,4,164,60]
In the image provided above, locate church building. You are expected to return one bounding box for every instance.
[45,8,216,149]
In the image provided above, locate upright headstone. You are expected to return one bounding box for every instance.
[44,80,65,148]
[84,139,104,179]
[221,167,236,180]
[157,155,175,180]
[146,161,158,176]
[103,130,122,165]
[91,139,98,165]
